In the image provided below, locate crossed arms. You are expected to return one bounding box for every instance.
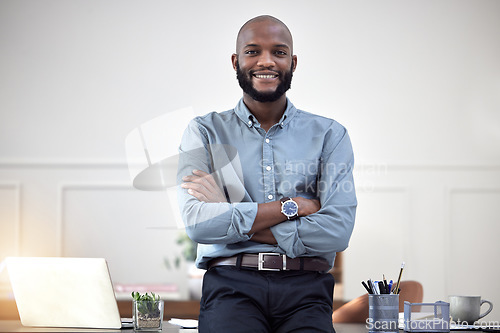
[181,169,321,244]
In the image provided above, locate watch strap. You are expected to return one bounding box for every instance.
[280,196,291,204]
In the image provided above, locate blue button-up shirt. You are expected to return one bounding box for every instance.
[177,98,357,270]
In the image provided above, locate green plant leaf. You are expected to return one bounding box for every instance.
[132,291,161,317]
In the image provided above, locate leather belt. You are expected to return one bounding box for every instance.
[208,253,330,272]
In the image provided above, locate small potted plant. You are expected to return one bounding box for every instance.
[131,291,164,331]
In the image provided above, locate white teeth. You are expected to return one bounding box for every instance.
[255,74,276,79]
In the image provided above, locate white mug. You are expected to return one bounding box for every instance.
[449,295,493,324]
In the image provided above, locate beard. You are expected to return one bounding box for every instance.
[236,60,294,103]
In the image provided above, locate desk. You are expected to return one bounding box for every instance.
[0,300,200,321]
[0,322,364,332]
[0,321,425,333]
[0,321,483,333]
[0,320,196,332]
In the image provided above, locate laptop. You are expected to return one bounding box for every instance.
[6,257,132,329]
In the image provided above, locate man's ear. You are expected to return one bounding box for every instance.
[231,53,238,71]
[292,55,297,72]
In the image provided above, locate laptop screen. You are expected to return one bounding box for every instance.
[6,257,122,329]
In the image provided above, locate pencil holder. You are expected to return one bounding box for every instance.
[368,294,399,332]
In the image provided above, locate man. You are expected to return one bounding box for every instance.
[177,15,356,332]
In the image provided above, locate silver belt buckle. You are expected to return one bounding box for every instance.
[258,253,286,271]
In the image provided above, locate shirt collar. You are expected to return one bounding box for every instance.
[234,98,298,128]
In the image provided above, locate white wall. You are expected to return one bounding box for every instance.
[1,0,499,317]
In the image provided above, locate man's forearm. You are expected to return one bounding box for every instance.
[251,228,277,244]
[248,201,285,235]
[248,197,321,235]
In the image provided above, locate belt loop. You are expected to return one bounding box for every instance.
[235,254,243,269]
[300,257,304,270]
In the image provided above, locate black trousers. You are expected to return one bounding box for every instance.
[198,266,335,333]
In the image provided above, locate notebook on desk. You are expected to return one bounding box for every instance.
[5,257,132,329]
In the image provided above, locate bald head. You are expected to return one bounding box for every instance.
[236,15,293,53]
[231,15,297,104]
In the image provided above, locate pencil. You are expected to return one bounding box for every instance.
[393,262,405,294]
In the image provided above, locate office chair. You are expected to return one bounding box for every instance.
[332,280,423,323]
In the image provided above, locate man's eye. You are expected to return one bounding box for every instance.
[275,50,287,55]
[245,50,258,55]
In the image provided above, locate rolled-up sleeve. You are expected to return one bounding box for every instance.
[177,119,258,244]
[270,126,357,259]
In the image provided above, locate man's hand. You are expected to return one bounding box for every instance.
[294,197,321,217]
[181,170,227,203]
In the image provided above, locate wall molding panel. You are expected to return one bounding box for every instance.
[444,186,500,298]
[56,183,134,257]
[0,182,22,257]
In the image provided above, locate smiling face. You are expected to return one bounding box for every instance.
[232,17,297,103]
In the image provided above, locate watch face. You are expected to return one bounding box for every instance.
[282,200,298,217]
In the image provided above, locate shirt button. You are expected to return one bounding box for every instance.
[266,166,272,171]
[248,120,253,126]
[265,138,270,143]
[268,194,273,200]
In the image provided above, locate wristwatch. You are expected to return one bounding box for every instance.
[280,197,298,220]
